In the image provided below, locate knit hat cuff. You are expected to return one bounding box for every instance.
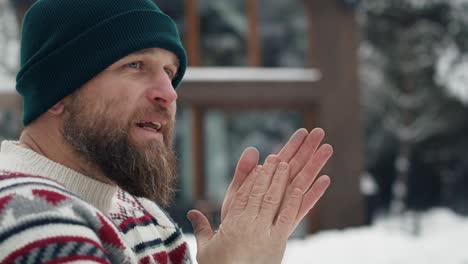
[17,9,187,125]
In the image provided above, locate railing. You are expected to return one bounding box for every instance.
[179,67,321,197]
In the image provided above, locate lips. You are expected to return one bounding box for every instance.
[136,121,163,132]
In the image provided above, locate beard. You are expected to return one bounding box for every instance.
[62,94,177,207]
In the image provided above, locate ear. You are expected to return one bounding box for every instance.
[48,100,65,115]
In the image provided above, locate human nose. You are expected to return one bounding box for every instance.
[145,72,178,107]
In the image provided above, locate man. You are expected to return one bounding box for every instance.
[0,0,333,263]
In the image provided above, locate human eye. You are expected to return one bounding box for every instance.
[164,67,177,80]
[127,61,142,69]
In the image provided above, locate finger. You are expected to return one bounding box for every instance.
[258,162,290,224]
[273,187,303,237]
[286,128,325,180]
[187,210,214,247]
[221,147,259,221]
[276,143,333,222]
[245,155,280,217]
[290,144,333,192]
[226,165,262,218]
[277,128,308,162]
[294,175,330,229]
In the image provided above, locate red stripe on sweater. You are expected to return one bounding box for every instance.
[0,173,54,181]
[0,173,62,185]
[169,243,188,264]
[139,256,151,264]
[0,194,13,213]
[1,236,108,264]
[118,213,153,231]
[97,214,126,249]
[43,255,111,264]
[139,252,169,264]
[32,189,70,205]
[154,251,169,264]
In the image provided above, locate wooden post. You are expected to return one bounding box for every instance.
[11,1,32,27]
[306,0,365,229]
[304,111,322,233]
[247,0,261,66]
[184,0,203,199]
[185,0,201,66]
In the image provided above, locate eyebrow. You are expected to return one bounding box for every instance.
[131,49,180,69]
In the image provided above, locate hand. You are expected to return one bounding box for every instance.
[223,128,331,228]
[187,128,333,264]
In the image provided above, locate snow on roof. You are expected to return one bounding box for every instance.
[184,67,321,82]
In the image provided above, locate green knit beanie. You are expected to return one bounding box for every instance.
[16,0,188,126]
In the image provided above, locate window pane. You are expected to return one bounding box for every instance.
[199,0,248,66]
[204,110,305,202]
[260,0,308,67]
[173,105,193,202]
[155,0,309,67]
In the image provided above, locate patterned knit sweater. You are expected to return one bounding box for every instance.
[0,141,192,264]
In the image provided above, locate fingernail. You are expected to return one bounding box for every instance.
[243,147,259,159]
[311,127,324,136]
[295,128,308,137]
[322,144,333,155]
[186,211,195,222]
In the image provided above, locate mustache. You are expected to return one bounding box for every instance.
[128,104,175,147]
[130,105,171,124]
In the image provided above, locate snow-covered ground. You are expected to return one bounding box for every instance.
[185,208,468,263]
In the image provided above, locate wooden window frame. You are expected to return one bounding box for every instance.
[178,67,326,232]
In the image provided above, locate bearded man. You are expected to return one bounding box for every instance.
[0,0,333,263]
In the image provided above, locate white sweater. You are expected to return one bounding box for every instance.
[0,141,191,263]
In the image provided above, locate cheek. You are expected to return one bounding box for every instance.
[80,76,143,124]
[89,97,134,128]
[170,103,177,118]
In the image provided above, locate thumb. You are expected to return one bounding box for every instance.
[187,210,214,246]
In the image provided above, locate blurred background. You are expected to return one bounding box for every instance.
[1,0,468,262]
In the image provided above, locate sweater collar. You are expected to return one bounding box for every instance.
[0,140,118,214]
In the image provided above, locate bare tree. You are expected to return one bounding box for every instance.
[359,0,468,234]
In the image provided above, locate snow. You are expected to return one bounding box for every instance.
[0,76,14,92]
[435,43,468,105]
[185,208,468,263]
